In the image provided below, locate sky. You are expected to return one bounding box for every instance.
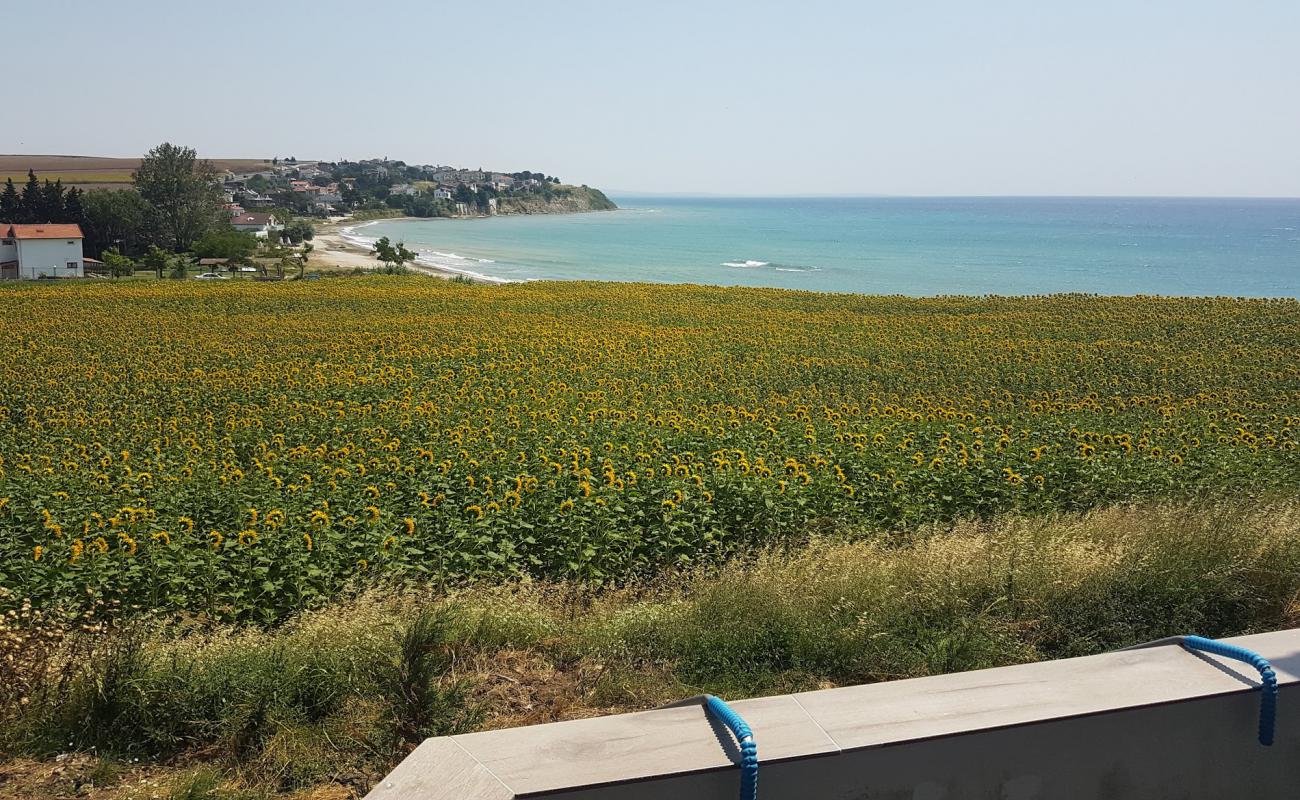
[5,0,1298,196]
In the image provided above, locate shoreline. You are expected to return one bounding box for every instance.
[313,205,618,283]
[313,218,474,281]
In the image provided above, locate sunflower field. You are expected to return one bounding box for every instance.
[2,279,1297,622]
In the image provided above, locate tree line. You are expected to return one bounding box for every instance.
[1,143,294,260]
[0,171,86,228]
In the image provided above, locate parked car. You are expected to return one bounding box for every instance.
[194,272,227,280]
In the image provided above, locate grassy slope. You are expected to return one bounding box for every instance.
[4,500,1300,798]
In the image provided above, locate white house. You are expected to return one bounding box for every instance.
[0,224,84,279]
[230,212,282,239]
[433,188,452,200]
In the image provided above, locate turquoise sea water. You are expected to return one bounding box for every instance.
[349,197,1300,296]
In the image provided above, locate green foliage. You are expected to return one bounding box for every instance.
[346,208,405,222]
[134,142,223,251]
[82,188,152,257]
[280,219,314,244]
[0,285,1296,625]
[193,228,258,262]
[6,501,1300,792]
[384,608,477,743]
[370,236,416,274]
[0,170,91,229]
[101,247,135,279]
[0,178,18,221]
[141,244,174,279]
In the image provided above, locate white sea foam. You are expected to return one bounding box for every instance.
[413,253,516,284]
[722,260,770,268]
[337,224,515,282]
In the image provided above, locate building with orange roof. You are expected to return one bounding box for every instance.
[0,224,85,279]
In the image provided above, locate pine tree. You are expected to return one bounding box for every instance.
[63,187,85,227]
[0,179,18,222]
[40,179,66,223]
[20,170,41,223]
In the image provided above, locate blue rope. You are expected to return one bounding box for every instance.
[1180,636,1278,746]
[703,694,758,800]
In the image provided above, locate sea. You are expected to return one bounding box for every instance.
[343,197,1300,296]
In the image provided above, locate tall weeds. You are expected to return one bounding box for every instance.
[4,501,1299,793]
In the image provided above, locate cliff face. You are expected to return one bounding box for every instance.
[494,186,617,215]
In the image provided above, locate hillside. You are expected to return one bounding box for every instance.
[0,154,274,190]
[495,184,617,215]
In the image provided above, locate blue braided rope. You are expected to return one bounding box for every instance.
[704,694,758,800]
[1180,635,1278,746]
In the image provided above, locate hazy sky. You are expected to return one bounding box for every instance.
[6,0,1298,196]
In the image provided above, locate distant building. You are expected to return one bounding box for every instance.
[390,183,418,196]
[0,224,84,279]
[230,212,282,239]
[433,188,452,200]
[241,191,275,208]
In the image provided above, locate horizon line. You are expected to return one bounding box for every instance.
[607,192,1300,200]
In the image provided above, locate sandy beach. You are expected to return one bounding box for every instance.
[312,218,468,279]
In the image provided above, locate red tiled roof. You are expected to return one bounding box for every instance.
[3,224,84,239]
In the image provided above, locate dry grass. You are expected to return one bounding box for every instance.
[0,155,280,189]
[0,155,276,173]
[0,171,133,184]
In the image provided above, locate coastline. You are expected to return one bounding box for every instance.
[313,218,473,280]
[313,199,618,283]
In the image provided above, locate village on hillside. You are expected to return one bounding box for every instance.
[0,149,588,281]
[222,156,564,220]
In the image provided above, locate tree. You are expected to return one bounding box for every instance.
[101,247,135,280]
[0,179,18,221]
[63,187,85,229]
[282,219,315,244]
[142,244,173,280]
[193,227,258,262]
[299,242,313,279]
[82,189,152,257]
[39,179,66,222]
[20,171,41,223]
[133,142,223,251]
[371,236,416,274]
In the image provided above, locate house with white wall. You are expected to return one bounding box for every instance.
[0,224,84,279]
[230,212,282,239]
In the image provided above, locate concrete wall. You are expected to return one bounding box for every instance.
[367,629,1300,800]
[17,237,83,278]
